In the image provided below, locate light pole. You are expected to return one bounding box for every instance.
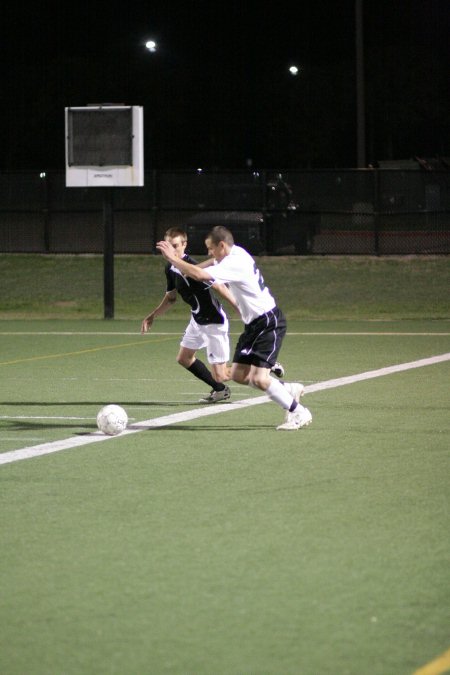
[355,0,366,167]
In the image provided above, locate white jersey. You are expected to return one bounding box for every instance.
[206,245,276,324]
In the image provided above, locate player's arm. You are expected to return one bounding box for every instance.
[196,257,215,269]
[212,282,241,317]
[141,290,177,334]
[157,240,213,282]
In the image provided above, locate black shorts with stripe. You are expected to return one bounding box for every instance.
[233,307,287,368]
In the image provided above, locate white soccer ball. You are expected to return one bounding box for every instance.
[96,404,128,436]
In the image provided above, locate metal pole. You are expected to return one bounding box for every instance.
[103,187,114,319]
[355,0,366,167]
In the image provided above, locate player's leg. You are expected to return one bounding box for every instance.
[176,346,196,368]
[210,362,231,382]
[205,321,231,383]
[177,345,230,400]
[250,364,312,430]
[177,346,225,391]
[231,357,310,428]
[232,360,305,410]
[231,311,287,390]
[230,362,251,384]
[233,310,311,430]
[199,322,232,403]
[178,319,227,395]
[249,364,298,402]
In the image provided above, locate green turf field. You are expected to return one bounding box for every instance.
[0,255,449,675]
[1,253,449,319]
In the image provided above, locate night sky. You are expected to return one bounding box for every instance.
[1,0,449,171]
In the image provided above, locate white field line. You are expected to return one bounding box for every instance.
[1,352,449,467]
[304,352,450,393]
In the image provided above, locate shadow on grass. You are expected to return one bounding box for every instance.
[0,420,99,432]
[137,424,276,432]
[0,401,210,407]
[1,410,268,434]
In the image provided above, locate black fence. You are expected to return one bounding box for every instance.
[0,169,449,255]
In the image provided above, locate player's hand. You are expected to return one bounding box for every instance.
[141,315,154,334]
[156,240,175,260]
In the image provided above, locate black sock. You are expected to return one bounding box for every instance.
[186,359,225,391]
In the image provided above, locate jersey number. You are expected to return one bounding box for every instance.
[253,263,266,291]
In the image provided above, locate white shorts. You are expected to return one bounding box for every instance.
[180,316,230,364]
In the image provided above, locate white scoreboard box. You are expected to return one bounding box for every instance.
[65,105,144,187]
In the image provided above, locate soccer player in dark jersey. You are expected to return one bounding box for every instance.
[141,227,239,403]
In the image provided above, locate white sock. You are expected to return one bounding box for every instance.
[266,379,295,410]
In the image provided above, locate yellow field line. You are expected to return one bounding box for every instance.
[413,648,450,675]
[0,336,178,366]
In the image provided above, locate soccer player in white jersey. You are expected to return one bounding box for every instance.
[157,225,312,430]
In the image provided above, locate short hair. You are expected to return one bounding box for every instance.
[164,227,187,242]
[206,226,234,246]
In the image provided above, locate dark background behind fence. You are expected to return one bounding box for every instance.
[0,169,449,256]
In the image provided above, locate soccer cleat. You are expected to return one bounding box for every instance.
[279,382,308,428]
[276,404,312,431]
[199,385,231,404]
[270,361,285,378]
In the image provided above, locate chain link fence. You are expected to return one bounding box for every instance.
[0,169,449,255]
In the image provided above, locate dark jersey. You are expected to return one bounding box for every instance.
[165,254,226,325]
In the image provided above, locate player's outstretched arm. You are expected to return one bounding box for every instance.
[141,291,177,334]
